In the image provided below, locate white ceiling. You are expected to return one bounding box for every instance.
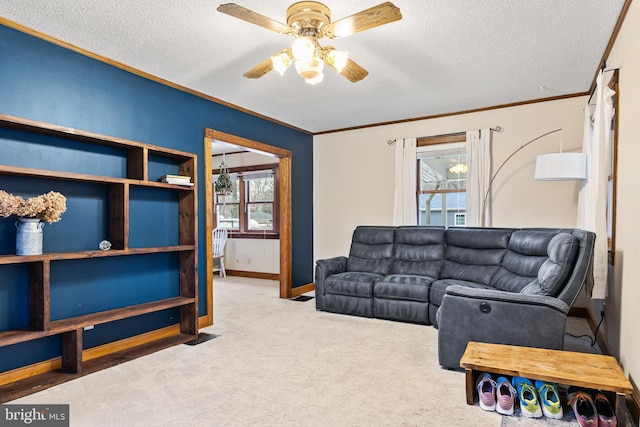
[0,0,626,134]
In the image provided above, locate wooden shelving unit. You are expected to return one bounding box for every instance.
[0,114,198,401]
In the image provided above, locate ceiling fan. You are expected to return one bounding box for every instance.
[217,2,402,84]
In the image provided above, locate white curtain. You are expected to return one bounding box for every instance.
[392,137,417,226]
[466,129,491,226]
[577,70,615,299]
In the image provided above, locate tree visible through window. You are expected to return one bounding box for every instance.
[417,138,467,227]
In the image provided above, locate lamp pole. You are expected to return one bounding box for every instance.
[481,128,562,227]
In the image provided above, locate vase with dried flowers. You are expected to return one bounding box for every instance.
[0,190,67,255]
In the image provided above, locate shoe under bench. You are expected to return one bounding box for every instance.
[459,341,634,425]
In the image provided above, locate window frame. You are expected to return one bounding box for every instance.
[214,163,280,239]
[607,70,619,265]
[416,133,467,227]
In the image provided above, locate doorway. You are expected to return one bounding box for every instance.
[204,129,292,326]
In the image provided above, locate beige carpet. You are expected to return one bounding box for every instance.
[9,277,625,426]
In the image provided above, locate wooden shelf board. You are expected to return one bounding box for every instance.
[0,164,195,190]
[0,246,196,264]
[49,297,197,332]
[0,297,196,348]
[0,113,195,160]
[0,329,52,347]
[0,332,196,403]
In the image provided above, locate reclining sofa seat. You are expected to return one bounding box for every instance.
[315,226,595,369]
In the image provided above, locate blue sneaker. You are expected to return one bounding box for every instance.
[512,377,542,418]
[535,380,563,419]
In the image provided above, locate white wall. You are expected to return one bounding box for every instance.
[224,238,280,274]
[598,0,640,391]
[314,96,587,261]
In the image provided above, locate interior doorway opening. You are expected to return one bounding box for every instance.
[204,129,292,326]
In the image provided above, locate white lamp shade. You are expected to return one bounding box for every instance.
[534,152,587,181]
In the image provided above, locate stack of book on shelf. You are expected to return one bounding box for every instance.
[159,174,194,186]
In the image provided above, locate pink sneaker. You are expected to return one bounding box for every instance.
[568,390,597,426]
[476,372,497,411]
[594,393,617,427]
[496,376,517,415]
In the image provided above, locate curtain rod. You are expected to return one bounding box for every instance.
[387,126,502,145]
[587,60,618,105]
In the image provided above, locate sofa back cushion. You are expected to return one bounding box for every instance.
[491,230,552,292]
[346,226,396,275]
[441,228,511,285]
[521,232,580,296]
[392,227,445,277]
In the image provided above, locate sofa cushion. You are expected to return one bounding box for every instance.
[325,272,382,297]
[346,226,396,275]
[440,228,511,285]
[391,226,445,276]
[373,274,436,302]
[521,233,580,296]
[429,279,492,307]
[491,230,552,292]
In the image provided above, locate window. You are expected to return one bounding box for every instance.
[417,135,467,227]
[214,164,279,238]
[454,213,466,226]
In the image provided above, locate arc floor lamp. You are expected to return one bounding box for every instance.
[481,128,587,227]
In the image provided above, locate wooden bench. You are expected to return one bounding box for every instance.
[460,342,634,425]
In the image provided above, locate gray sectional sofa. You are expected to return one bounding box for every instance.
[314,226,595,369]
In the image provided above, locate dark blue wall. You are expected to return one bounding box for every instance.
[0,24,314,371]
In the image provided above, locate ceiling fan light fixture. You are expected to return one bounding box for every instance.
[291,36,316,63]
[271,51,292,76]
[325,48,348,72]
[305,73,324,85]
[219,2,402,84]
[448,163,467,174]
[295,56,324,79]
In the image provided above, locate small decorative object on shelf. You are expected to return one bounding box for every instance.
[15,218,45,255]
[0,190,67,255]
[214,160,233,195]
[99,240,112,251]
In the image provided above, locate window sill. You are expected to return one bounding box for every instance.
[228,232,280,240]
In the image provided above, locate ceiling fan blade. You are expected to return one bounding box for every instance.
[243,57,274,79]
[217,3,293,35]
[322,2,402,39]
[326,57,369,83]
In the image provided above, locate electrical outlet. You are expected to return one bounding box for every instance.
[247,258,251,265]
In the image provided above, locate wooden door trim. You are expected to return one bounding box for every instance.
[204,130,293,324]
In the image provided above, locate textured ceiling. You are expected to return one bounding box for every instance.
[0,0,626,133]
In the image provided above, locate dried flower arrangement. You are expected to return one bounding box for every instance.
[0,190,67,223]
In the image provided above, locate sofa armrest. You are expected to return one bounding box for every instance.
[437,285,569,369]
[315,256,347,296]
